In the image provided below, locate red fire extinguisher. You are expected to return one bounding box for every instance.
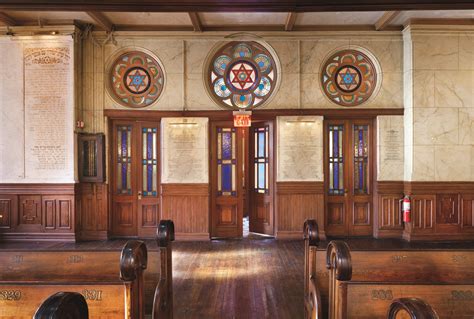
[402,195,411,223]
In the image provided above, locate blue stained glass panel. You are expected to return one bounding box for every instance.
[147,132,153,159]
[353,125,368,194]
[258,163,265,189]
[117,126,132,194]
[222,164,232,191]
[222,132,232,160]
[258,132,265,158]
[328,125,344,195]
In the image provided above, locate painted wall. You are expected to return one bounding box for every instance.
[404,25,474,182]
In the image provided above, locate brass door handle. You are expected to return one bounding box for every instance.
[138,191,142,200]
[344,189,348,196]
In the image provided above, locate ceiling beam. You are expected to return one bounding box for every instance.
[284,12,297,31]
[0,11,17,26]
[1,1,474,12]
[375,11,402,30]
[188,12,202,32]
[86,11,113,32]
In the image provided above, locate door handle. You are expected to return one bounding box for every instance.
[138,191,142,200]
[344,189,348,196]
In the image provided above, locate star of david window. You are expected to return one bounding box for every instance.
[321,49,378,107]
[206,41,279,109]
[107,50,165,108]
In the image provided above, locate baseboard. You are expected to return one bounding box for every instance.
[0,232,76,242]
[403,231,474,242]
[77,230,108,241]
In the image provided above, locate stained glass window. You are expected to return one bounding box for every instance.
[217,128,237,196]
[117,126,132,194]
[82,139,97,178]
[142,127,158,197]
[207,41,279,110]
[108,50,165,108]
[321,49,378,107]
[329,125,344,195]
[254,127,269,194]
[353,125,369,194]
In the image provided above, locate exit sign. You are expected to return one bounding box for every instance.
[233,111,252,127]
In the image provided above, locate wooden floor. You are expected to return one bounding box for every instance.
[172,239,304,319]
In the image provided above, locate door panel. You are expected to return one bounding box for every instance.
[112,121,160,237]
[211,123,243,238]
[325,119,373,236]
[249,122,274,235]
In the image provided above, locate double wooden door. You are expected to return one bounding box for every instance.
[111,121,160,238]
[210,121,274,238]
[325,119,374,236]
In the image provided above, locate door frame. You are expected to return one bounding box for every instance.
[209,119,276,238]
[323,116,377,237]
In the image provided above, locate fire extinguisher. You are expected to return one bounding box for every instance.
[402,195,411,223]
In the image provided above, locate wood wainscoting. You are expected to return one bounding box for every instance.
[161,183,210,240]
[374,181,404,238]
[0,184,77,241]
[275,182,325,240]
[403,182,474,241]
[77,183,108,240]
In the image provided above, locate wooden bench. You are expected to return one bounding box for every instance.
[303,219,474,318]
[34,292,89,319]
[0,220,174,318]
[388,298,439,319]
[326,240,474,319]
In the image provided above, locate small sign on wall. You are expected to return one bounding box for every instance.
[233,111,252,127]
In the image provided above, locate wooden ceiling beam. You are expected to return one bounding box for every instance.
[86,11,113,32]
[375,11,401,30]
[1,1,474,12]
[0,11,17,26]
[188,12,202,32]
[284,12,297,31]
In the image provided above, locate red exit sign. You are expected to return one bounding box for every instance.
[233,112,252,127]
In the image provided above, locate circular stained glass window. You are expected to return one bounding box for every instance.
[206,41,279,109]
[321,49,378,107]
[108,50,165,108]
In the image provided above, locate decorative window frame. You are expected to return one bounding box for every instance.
[319,45,383,107]
[105,47,167,109]
[203,39,282,110]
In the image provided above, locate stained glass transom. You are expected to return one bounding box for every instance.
[217,128,237,196]
[254,127,269,194]
[207,41,278,109]
[321,49,377,107]
[108,50,165,108]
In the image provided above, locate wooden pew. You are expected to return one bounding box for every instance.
[0,219,175,318]
[388,298,439,319]
[326,240,474,319]
[0,240,147,318]
[303,219,474,317]
[34,292,89,319]
[304,219,322,319]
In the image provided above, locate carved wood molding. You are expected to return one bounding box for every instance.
[376,181,404,194]
[276,181,324,194]
[0,183,76,195]
[404,182,474,194]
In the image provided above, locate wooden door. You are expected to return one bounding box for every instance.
[249,121,274,235]
[325,119,373,236]
[112,121,160,237]
[210,122,244,238]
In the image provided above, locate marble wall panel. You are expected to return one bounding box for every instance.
[434,145,471,181]
[459,33,474,71]
[412,35,459,70]
[377,116,404,181]
[434,70,473,108]
[161,117,209,183]
[277,116,323,182]
[413,108,459,146]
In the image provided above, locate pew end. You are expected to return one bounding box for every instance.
[304,219,321,319]
[153,219,175,319]
[34,292,89,319]
[388,298,439,319]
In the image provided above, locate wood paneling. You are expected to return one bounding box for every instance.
[161,183,209,240]
[0,184,76,241]
[402,182,474,241]
[77,183,108,240]
[374,181,403,238]
[276,182,325,239]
